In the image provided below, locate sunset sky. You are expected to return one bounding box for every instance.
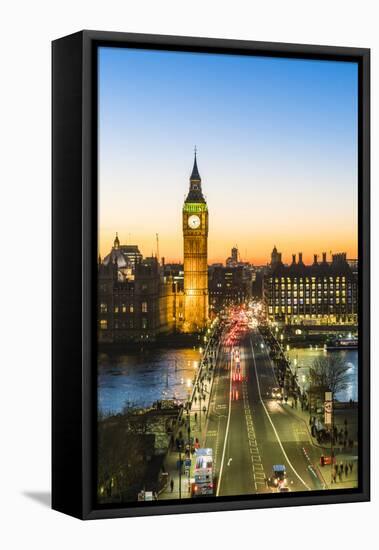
[98,47,358,265]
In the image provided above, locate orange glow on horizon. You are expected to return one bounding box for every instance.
[99,230,358,266]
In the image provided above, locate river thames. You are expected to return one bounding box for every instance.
[98,347,201,415]
[98,344,358,415]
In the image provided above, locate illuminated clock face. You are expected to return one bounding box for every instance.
[188,215,201,229]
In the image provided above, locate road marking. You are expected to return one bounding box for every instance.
[216,346,233,497]
[250,334,311,491]
[242,380,264,493]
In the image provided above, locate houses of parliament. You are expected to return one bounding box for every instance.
[98,154,358,344]
[98,153,210,344]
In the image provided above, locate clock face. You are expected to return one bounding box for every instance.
[188,214,201,229]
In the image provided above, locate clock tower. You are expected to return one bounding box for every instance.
[182,152,209,332]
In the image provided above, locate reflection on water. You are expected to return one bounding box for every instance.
[288,348,358,402]
[98,348,200,414]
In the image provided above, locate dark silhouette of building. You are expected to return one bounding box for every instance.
[264,247,358,326]
[209,265,252,312]
[226,246,239,267]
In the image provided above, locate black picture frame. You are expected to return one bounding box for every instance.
[52,30,370,520]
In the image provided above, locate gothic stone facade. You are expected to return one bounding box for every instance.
[182,154,209,332]
[98,255,183,344]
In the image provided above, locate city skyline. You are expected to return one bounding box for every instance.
[101,231,356,267]
[98,47,358,264]
[97,45,360,505]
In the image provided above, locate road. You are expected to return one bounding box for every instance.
[205,326,326,497]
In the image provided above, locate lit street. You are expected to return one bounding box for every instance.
[196,309,345,497]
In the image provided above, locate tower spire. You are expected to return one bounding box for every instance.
[190,147,201,181]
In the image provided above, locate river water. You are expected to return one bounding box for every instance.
[98,346,358,415]
[287,348,358,403]
[98,348,201,415]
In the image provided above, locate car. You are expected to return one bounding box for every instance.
[268,464,287,488]
[271,387,282,400]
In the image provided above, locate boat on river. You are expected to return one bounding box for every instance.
[325,336,358,351]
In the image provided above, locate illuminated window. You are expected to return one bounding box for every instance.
[100,303,107,313]
[100,319,108,330]
[130,304,134,313]
[142,318,148,329]
[142,301,148,313]
[114,305,119,313]
[122,304,127,313]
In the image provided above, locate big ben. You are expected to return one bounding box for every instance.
[182,151,209,332]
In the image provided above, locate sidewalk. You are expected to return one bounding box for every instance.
[262,327,359,490]
[159,329,221,500]
[282,400,359,489]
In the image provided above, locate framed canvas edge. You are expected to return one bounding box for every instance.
[53,30,370,520]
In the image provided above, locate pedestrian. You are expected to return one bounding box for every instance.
[344,464,349,477]
[339,462,344,475]
[170,479,174,493]
[194,412,198,423]
[349,461,353,473]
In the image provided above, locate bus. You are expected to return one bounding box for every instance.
[192,448,214,497]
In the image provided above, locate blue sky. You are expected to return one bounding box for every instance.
[98,46,358,264]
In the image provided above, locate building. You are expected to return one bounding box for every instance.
[182,152,209,332]
[102,234,143,278]
[98,247,182,343]
[209,265,252,312]
[226,246,239,267]
[98,154,212,340]
[251,267,265,299]
[264,248,358,326]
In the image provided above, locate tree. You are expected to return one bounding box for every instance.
[97,416,149,503]
[309,354,350,399]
